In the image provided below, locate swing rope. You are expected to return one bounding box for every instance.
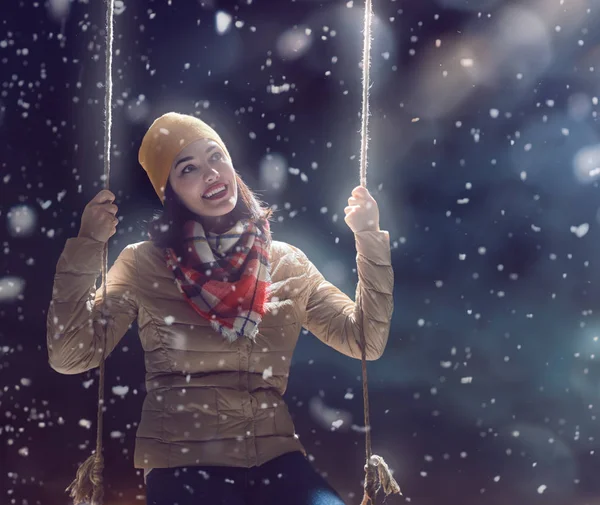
[357,1,401,504]
[65,0,114,504]
[65,0,401,504]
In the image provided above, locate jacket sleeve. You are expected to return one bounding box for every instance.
[46,237,139,375]
[299,230,394,361]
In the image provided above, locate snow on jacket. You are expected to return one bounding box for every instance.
[46,230,394,483]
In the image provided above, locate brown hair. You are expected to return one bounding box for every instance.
[143,172,274,256]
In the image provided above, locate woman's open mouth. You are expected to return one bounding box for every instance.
[202,184,228,201]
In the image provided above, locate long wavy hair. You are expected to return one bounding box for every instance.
[143,173,274,257]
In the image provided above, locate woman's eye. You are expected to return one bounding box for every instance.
[182,153,221,175]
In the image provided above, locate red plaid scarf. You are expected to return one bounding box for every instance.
[164,218,272,343]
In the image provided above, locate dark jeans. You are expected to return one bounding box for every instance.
[145,450,347,505]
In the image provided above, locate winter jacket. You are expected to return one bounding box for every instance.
[46,230,394,484]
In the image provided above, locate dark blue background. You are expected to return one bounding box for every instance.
[2,0,600,504]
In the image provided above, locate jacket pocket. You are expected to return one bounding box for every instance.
[137,388,219,443]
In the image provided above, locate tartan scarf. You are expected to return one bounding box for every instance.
[164,218,272,343]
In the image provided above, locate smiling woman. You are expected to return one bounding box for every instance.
[49,110,395,505]
[42,0,398,499]
[168,138,238,226]
[140,113,273,257]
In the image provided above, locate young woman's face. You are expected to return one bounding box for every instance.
[168,138,238,225]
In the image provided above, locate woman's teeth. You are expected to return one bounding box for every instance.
[203,185,227,199]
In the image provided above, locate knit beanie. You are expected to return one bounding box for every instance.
[138,112,232,205]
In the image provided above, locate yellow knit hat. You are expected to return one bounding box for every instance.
[138,112,232,205]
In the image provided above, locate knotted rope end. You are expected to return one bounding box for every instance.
[360,454,402,505]
[65,452,104,505]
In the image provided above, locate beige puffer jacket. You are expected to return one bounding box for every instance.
[46,230,394,484]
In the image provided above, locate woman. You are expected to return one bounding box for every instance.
[46,112,394,505]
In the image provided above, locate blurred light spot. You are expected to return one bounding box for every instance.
[79,419,92,429]
[309,396,352,432]
[7,205,37,237]
[216,11,232,35]
[268,83,291,94]
[259,153,288,191]
[126,95,150,123]
[570,223,589,238]
[407,34,484,118]
[573,144,600,184]
[114,0,126,16]
[112,385,130,397]
[47,0,70,22]
[0,276,25,302]
[492,6,552,78]
[409,5,552,119]
[276,26,313,60]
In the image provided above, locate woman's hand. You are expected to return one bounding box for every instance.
[77,189,119,243]
[344,185,380,233]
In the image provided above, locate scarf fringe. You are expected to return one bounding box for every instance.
[210,318,260,344]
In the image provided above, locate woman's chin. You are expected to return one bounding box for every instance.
[197,199,236,215]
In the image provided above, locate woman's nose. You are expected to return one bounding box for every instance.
[204,169,220,183]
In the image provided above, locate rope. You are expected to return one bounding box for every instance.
[358,1,401,504]
[65,0,114,503]
[64,1,401,504]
